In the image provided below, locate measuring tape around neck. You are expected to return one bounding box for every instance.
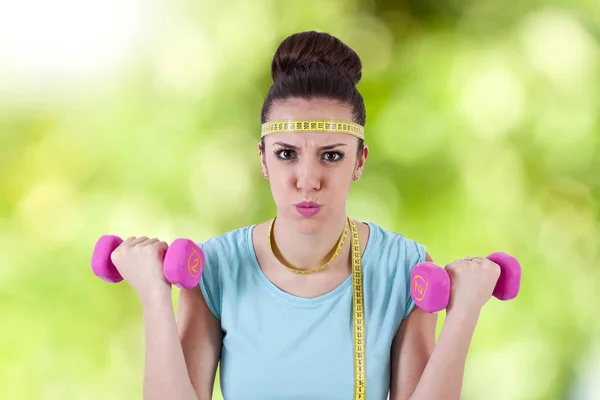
[348,218,366,399]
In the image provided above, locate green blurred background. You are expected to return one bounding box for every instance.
[1,0,599,399]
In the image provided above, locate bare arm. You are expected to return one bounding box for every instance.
[141,291,201,400]
[407,308,479,400]
[390,252,481,400]
[177,286,223,400]
[389,252,438,400]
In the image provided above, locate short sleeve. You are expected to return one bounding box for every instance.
[197,241,222,320]
[401,239,427,320]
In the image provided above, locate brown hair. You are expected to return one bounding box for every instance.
[260,31,366,155]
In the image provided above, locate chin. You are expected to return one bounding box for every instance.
[287,207,339,235]
[294,218,324,235]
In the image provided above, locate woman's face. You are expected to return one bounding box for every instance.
[259,98,368,233]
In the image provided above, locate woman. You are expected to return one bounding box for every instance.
[111,31,501,400]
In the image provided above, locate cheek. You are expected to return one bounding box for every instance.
[329,173,352,194]
[267,172,289,199]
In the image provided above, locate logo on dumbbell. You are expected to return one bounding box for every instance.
[412,275,428,301]
[188,249,203,278]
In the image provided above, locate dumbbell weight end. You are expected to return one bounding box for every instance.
[410,262,451,314]
[487,252,521,301]
[91,235,124,283]
[163,239,205,289]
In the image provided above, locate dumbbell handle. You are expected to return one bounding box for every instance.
[91,235,204,289]
[410,252,522,313]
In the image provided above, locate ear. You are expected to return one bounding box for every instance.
[258,141,269,177]
[353,144,369,180]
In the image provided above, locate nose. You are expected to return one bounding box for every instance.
[295,158,321,192]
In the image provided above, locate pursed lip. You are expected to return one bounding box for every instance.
[296,201,321,208]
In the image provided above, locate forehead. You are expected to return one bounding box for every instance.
[268,98,353,121]
[265,98,356,146]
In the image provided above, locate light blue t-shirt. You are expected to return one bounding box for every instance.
[198,221,426,400]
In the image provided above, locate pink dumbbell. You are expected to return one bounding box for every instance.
[91,235,205,289]
[410,252,521,313]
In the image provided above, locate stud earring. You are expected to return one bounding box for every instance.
[263,171,269,179]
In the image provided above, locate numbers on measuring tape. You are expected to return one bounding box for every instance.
[349,218,366,400]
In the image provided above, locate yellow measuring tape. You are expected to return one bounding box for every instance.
[349,218,366,399]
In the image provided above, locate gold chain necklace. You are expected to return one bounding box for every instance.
[268,217,349,275]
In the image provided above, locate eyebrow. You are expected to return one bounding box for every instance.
[273,142,348,151]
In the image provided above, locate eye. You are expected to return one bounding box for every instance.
[275,149,296,161]
[323,151,344,163]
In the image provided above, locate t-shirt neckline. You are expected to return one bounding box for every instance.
[244,220,377,306]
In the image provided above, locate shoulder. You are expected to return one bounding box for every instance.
[362,221,432,326]
[195,224,256,319]
[365,221,429,274]
[195,223,257,282]
[197,224,254,260]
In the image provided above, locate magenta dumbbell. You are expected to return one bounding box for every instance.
[410,252,521,313]
[91,235,205,289]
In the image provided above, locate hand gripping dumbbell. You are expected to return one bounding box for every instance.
[91,235,205,289]
[409,252,521,313]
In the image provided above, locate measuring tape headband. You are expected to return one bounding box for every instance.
[261,119,365,140]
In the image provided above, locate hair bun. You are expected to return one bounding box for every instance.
[271,31,362,85]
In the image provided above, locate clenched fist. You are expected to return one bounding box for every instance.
[445,256,501,314]
[110,236,171,302]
